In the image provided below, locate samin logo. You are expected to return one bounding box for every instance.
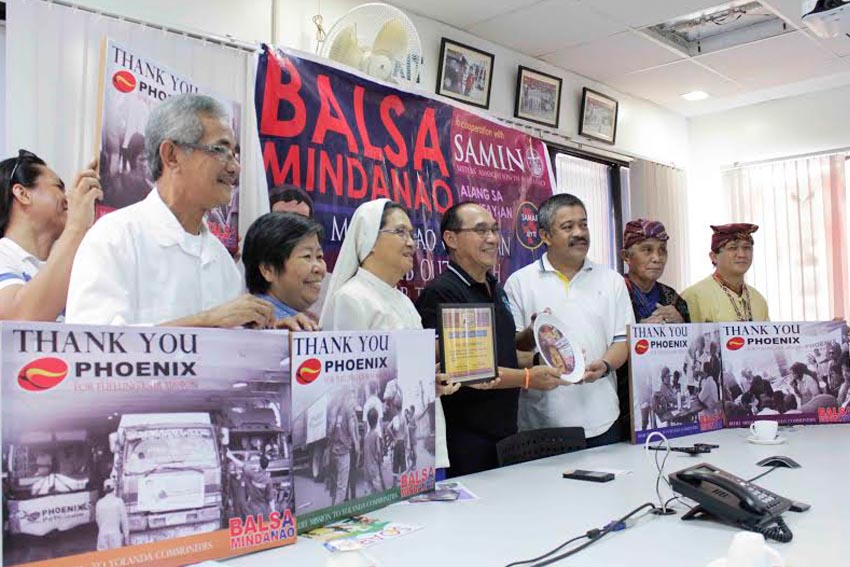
[295,358,322,385]
[18,357,69,392]
[112,70,137,93]
[726,337,745,351]
[634,339,650,355]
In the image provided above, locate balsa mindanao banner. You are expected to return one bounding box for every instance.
[254,46,555,297]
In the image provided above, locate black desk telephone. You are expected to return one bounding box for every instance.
[669,463,794,542]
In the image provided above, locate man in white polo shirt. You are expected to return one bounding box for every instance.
[0,150,102,321]
[506,193,634,447]
[67,94,287,328]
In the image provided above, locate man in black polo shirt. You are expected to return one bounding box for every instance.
[416,202,565,476]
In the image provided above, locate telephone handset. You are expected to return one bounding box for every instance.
[670,463,794,542]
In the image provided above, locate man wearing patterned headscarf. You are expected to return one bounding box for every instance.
[620,219,690,324]
[681,223,769,322]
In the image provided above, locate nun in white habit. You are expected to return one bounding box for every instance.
[320,199,457,470]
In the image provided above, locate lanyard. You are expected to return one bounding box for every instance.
[712,272,752,322]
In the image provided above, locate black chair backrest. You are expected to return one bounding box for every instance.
[496,427,587,467]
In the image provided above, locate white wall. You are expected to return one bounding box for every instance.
[64,0,273,43]
[277,0,690,168]
[687,83,850,282]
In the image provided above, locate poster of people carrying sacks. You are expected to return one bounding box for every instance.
[290,329,436,532]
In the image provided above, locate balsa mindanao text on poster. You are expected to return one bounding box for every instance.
[254,46,554,298]
[1,323,295,567]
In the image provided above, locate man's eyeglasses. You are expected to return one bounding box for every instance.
[174,141,239,164]
[452,225,501,237]
[379,227,416,242]
[8,149,39,185]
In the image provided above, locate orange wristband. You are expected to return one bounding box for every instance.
[524,368,531,390]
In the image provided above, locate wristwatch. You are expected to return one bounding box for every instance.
[601,359,613,376]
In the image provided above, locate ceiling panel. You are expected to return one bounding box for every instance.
[389,0,540,29]
[542,31,685,81]
[468,0,628,56]
[697,30,850,89]
[580,0,733,28]
[607,59,743,105]
[760,0,806,26]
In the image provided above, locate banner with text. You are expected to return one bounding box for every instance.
[97,38,242,254]
[628,320,850,443]
[629,324,724,444]
[290,329,436,532]
[1,322,295,567]
[720,320,850,427]
[255,46,554,298]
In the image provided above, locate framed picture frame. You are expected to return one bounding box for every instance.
[579,87,619,144]
[514,66,563,128]
[435,38,494,109]
[437,303,498,384]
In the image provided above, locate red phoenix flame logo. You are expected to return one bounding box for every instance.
[726,337,745,351]
[634,339,650,355]
[295,358,322,385]
[18,357,69,392]
[112,70,137,93]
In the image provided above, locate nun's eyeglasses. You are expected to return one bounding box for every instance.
[380,227,415,242]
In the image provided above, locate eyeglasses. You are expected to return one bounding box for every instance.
[174,141,239,164]
[453,225,501,237]
[379,227,416,242]
[8,149,39,185]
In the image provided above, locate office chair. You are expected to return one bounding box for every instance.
[496,427,587,467]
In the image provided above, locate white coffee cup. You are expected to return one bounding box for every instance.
[726,532,784,567]
[750,420,778,441]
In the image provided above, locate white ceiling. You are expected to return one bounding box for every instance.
[389,0,850,116]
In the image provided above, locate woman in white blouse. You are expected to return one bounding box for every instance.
[321,199,460,472]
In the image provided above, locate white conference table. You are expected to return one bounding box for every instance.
[226,425,850,566]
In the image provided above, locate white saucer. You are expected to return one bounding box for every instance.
[746,435,786,445]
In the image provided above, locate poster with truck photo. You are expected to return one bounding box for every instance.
[628,323,724,444]
[96,38,241,254]
[720,320,850,427]
[290,329,436,532]
[0,322,295,567]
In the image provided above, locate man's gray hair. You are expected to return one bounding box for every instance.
[537,193,586,232]
[145,94,229,181]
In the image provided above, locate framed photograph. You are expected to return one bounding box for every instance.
[579,87,619,144]
[437,303,498,384]
[514,66,563,127]
[435,38,494,109]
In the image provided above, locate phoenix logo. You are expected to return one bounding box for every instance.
[18,357,69,392]
[634,339,650,355]
[112,70,137,93]
[726,337,745,351]
[295,358,322,385]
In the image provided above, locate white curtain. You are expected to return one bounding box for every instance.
[628,159,689,292]
[722,154,848,321]
[6,0,268,239]
[555,153,615,269]
[0,22,6,158]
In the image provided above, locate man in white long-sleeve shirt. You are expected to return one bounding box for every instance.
[66,94,277,328]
